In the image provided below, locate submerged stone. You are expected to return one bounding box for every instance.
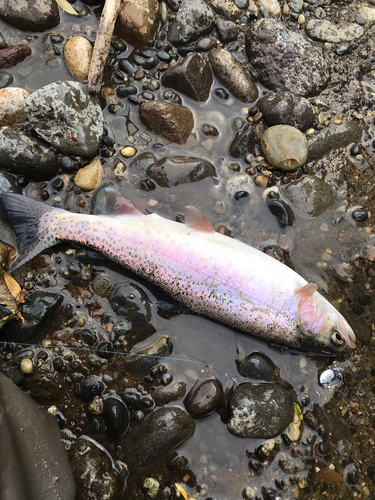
[282,176,334,218]
[123,335,173,375]
[236,352,276,381]
[147,156,217,187]
[184,378,223,418]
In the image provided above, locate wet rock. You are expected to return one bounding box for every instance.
[257,91,315,132]
[236,352,276,381]
[69,437,123,500]
[359,7,375,24]
[103,395,130,441]
[119,0,160,47]
[259,0,281,16]
[92,274,112,296]
[226,173,255,199]
[74,158,103,191]
[0,127,59,181]
[307,119,365,162]
[130,151,156,172]
[209,0,240,20]
[168,0,215,46]
[209,48,258,103]
[319,366,344,389]
[0,87,29,126]
[228,383,294,438]
[282,176,334,217]
[0,32,7,49]
[161,52,212,102]
[0,373,75,500]
[123,335,173,375]
[306,20,364,43]
[122,406,195,470]
[229,125,256,157]
[0,0,60,31]
[81,376,105,402]
[184,378,223,418]
[151,378,187,405]
[110,280,152,323]
[22,359,65,404]
[246,19,330,97]
[64,36,93,81]
[0,71,13,88]
[24,81,104,157]
[266,197,294,228]
[260,125,308,170]
[0,291,63,342]
[147,156,216,187]
[0,358,24,385]
[0,44,32,69]
[216,20,238,43]
[139,100,194,144]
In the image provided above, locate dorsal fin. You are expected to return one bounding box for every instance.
[185,206,214,233]
[295,283,318,297]
[104,189,143,216]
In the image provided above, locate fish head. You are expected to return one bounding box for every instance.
[297,291,356,353]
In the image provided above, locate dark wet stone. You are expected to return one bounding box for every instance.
[229,125,256,158]
[267,198,294,228]
[123,335,173,375]
[209,48,258,103]
[228,382,294,438]
[24,81,104,157]
[0,358,24,385]
[0,292,63,342]
[304,410,319,428]
[261,125,308,170]
[215,19,238,43]
[118,58,137,74]
[196,36,215,51]
[151,378,187,405]
[69,437,123,500]
[81,376,105,402]
[22,359,65,404]
[282,176,334,217]
[202,123,219,136]
[0,0,59,32]
[245,19,330,97]
[307,119,365,162]
[92,274,112,296]
[161,52,212,102]
[147,156,217,187]
[0,44,32,69]
[109,280,151,323]
[306,19,364,43]
[118,0,160,47]
[0,373,75,500]
[0,32,6,49]
[117,85,137,98]
[122,407,195,471]
[0,171,22,194]
[103,395,130,441]
[257,91,316,132]
[0,71,12,88]
[184,378,223,418]
[122,388,141,406]
[236,352,276,381]
[352,210,368,222]
[168,0,215,46]
[139,100,194,144]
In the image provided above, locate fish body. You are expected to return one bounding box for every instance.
[0,191,355,353]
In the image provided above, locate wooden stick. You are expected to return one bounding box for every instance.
[88,0,122,94]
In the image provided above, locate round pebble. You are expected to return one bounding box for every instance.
[20,358,33,374]
[121,146,137,157]
[261,125,308,170]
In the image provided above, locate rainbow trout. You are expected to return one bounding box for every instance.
[0,191,355,353]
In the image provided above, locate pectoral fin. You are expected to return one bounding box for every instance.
[295,283,318,297]
[185,206,214,233]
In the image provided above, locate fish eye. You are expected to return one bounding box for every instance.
[331,330,344,346]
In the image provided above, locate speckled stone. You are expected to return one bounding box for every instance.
[260,125,308,170]
[0,87,29,126]
[209,0,240,20]
[357,7,375,25]
[0,0,59,32]
[64,36,93,81]
[168,0,215,46]
[306,19,364,43]
[209,48,258,103]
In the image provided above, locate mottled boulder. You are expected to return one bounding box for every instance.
[228,382,294,438]
[118,0,160,47]
[261,125,308,170]
[282,175,334,217]
[168,0,215,46]
[209,48,258,103]
[122,407,195,470]
[0,373,75,500]
[0,0,59,32]
[161,52,212,102]
[24,81,104,157]
[139,100,194,144]
[0,127,59,180]
[0,87,30,126]
[257,91,316,132]
[306,20,364,43]
[245,19,330,97]
[147,156,217,187]
[184,378,223,418]
[0,44,31,70]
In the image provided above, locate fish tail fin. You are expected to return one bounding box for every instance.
[0,193,60,272]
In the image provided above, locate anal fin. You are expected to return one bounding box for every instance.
[185,206,214,233]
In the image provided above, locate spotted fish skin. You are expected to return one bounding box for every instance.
[0,192,355,353]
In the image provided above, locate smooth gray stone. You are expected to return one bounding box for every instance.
[0,372,76,500]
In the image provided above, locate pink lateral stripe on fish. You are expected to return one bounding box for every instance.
[0,191,355,354]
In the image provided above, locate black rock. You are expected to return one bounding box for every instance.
[236,352,276,381]
[123,335,173,375]
[257,91,316,132]
[0,32,6,49]
[122,388,141,407]
[22,359,65,404]
[0,127,59,181]
[0,171,22,194]
[161,52,212,101]
[122,407,195,471]
[266,198,294,228]
[229,125,256,158]
[168,0,215,46]
[118,58,137,74]
[103,395,130,441]
[0,373,75,500]
[81,376,105,402]
[24,81,104,157]
[184,378,223,418]
[147,156,217,187]
[109,280,152,323]
[117,85,137,98]
[0,358,24,385]
[352,210,368,222]
[151,379,187,405]
[0,0,60,32]
[216,20,238,43]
